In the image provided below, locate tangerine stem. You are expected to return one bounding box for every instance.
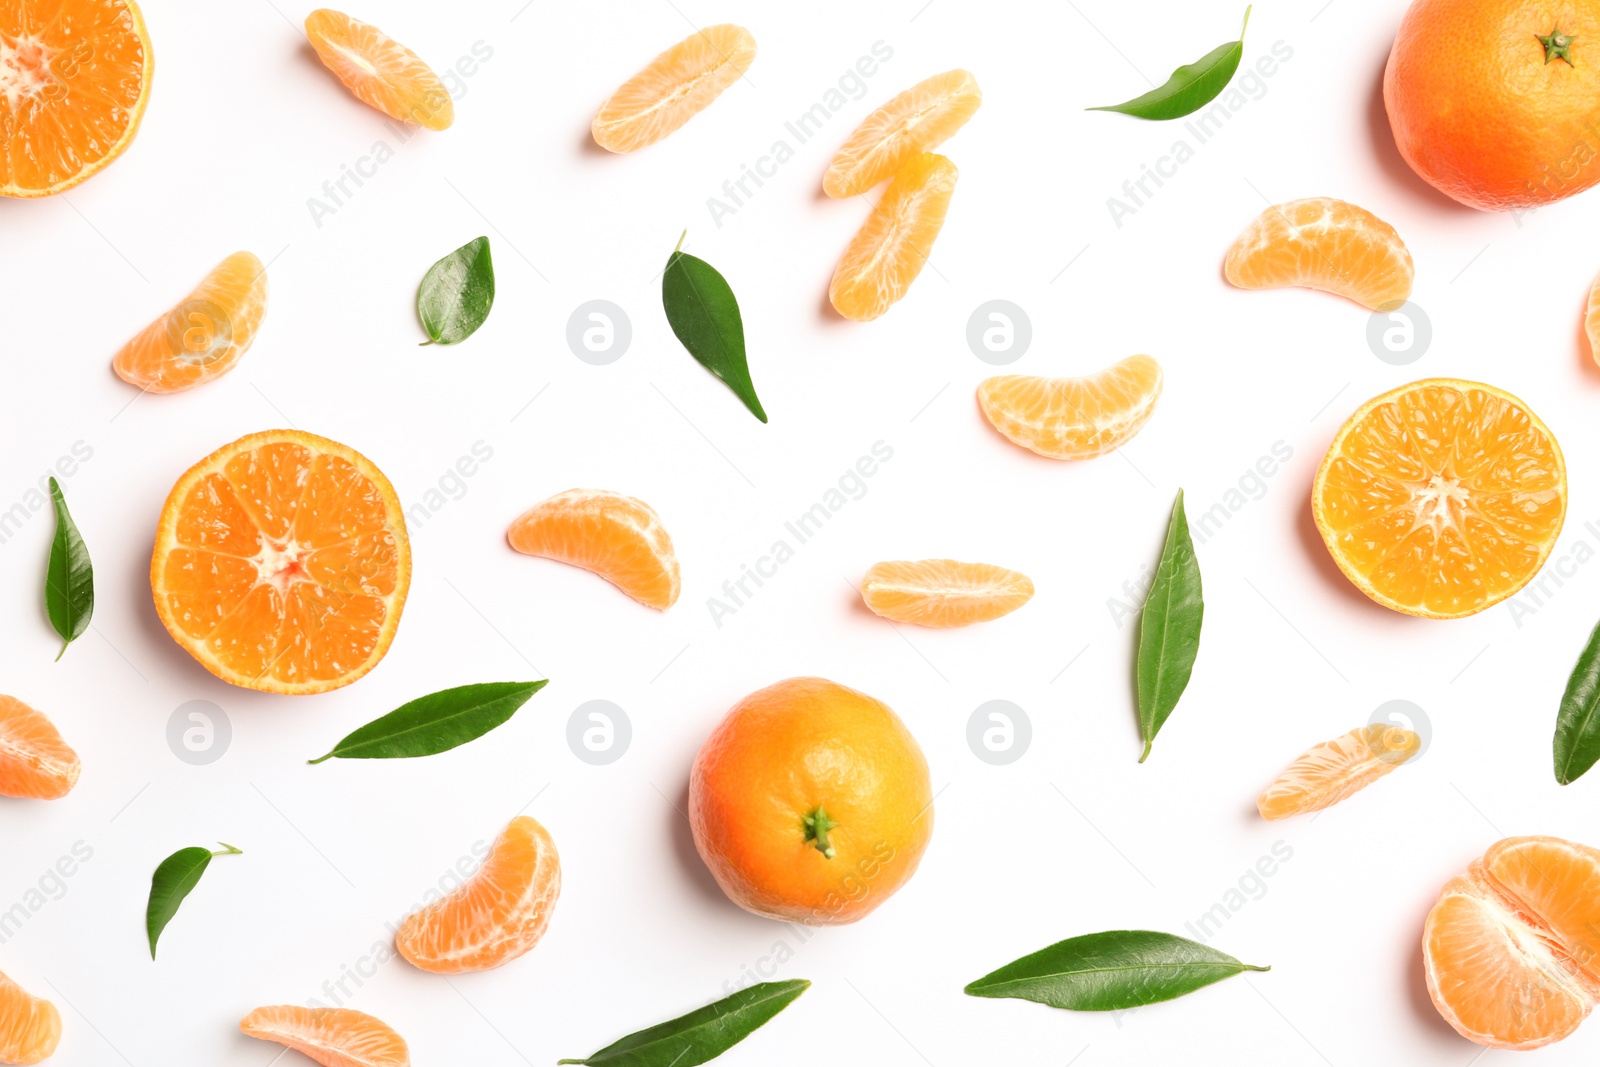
[211,842,243,857]
[802,806,838,859]
[673,228,687,256]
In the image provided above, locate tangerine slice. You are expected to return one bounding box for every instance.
[0,969,58,1065]
[1224,197,1414,311]
[507,489,680,610]
[305,9,452,131]
[977,355,1163,460]
[0,0,153,197]
[150,430,411,695]
[1312,378,1566,618]
[394,815,560,974]
[860,559,1033,628]
[241,1005,409,1067]
[591,25,755,153]
[829,152,957,321]
[0,696,79,801]
[112,252,268,394]
[1256,723,1419,820]
[1586,270,1600,365]
[823,70,981,198]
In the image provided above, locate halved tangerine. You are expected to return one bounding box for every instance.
[823,70,981,198]
[241,1005,409,1067]
[507,489,679,610]
[1224,197,1413,311]
[829,152,957,321]
[591,25,755,153]
[977,355,1163,460]
[305,9,453,131]
[860,559,1032,628]
[113,251,268,394]
[0,969,58,1065]
[0,696,79,801]
[1256,723,1419,820]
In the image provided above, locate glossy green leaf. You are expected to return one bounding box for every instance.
[1089,7,1251,120]
[45,476,93,661]
[309,681,547,764]
[418,235,495,344]
[1137,490,1203,762]
[1554,618,1600,784]
[558,980,809,1066]
[965,930,1267,1010]
[146,843,242,959]
[662,231,767,423]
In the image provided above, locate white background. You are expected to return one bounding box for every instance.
[3,0,1600,1063]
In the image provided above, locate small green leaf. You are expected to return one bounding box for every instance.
[45,476,93,661]
[418,235,495,344]
[146,843,242,959]
[309,680,547,763]
[1554,618,1600,784]
[662,231,767,423]
[558,980,809,1066]
[1137,490,1203,762]
[965,930,1268,1011]
[1089,6,1251,120]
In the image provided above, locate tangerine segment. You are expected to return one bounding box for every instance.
[1224,197,1414,311]
[1256,723,1419,821]
[860,559,1033,628]
[0,696,79,801]
[305,9,452,131]
[394,816,560,974]
[150,430,411,695]
[241,1005,409,1067]
[1586,271,1600,366]
[823,70,981,198]
[0,970,58,1065]
[0,0,152,197]
[591,24,755,153]
[1312,379,1566,618]
[829,152,957,321]
[507,489,680,610]
[112,252,268,394]
[977,355,1163,460]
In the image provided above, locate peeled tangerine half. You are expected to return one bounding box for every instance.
[113,252,268,394]
[591,25,756,153]
[507,489,680,610]
[1312,379,1566,618]
[0,969,59,1065]
[978,354,1162,460]
[395,816,560,974]
[861,559,1033,628]
[829,152,958,321]
[1256,723,1419,821]
[0,696,79,801]
[1224,197,1413,311]
[242,1005,409,1067]
[306,9,453,130]
[823,70,981,198]
[1425,836,1600,1050]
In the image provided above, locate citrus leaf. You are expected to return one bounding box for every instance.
[45,476,93,661]
[1089,6,1250,120]
[1554,619,1600,784]
[418,235,495,344]
[1137,490,1203,762]
[309,681,547,764]
[965,930,1268,1010]
[146,843,242,959]
[558,980,809,1066]
[662,231,767,423]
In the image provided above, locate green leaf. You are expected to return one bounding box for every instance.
[1554,618,1600,784]
[418,235,495,344]
[146,843,242,959]
[1089,6,1251,120]
[964,930,1268,1011]
[309,680,547,764]
[45,476,93,661]
[558,980,809,1066]
[662,231,767,423]
[1137,489,1204,762]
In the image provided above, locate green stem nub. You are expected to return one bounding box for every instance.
[802,806,839,859]
[1537,26,1577,66]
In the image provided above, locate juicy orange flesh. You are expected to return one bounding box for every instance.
[1316,382,1564,616]
[1586,273,1600,366]
[1256,724,1418,820]
[1482,838,1600,984]
[829,152,958,321]
[0,695,79,800]
[113,251,268,393]
[977,354,1163,460]
[0,0,148,195]
[591,24,755,153]
[242,1005,409,1067]
[860,559,1033,628]
[823,69,980,198]
[306,8,452,130]
[507,489,680,610]
[1224,197,1414,311]
[0,970,60,1066]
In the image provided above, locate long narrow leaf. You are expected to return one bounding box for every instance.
[45,477,93,660]
[1137,490,1204,761]
[309,681,547,763]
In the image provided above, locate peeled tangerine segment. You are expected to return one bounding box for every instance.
[305,9,453,130]
[0,696,80,801]
[1424,836,1600,1050]
[829,152,957,321]
[0,969,59,1065]
[507,489,680,610]
[1224,197,1413,311]
[978,354,1163,460]
[241,1005,409,1067]
[823,69,981,198]
[1586,271,1600,365]
[113,252,268,394]
[395,816,560,974]
[861,559,1033,628]
[591,24,756,152]
[1256,723,1419,820]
